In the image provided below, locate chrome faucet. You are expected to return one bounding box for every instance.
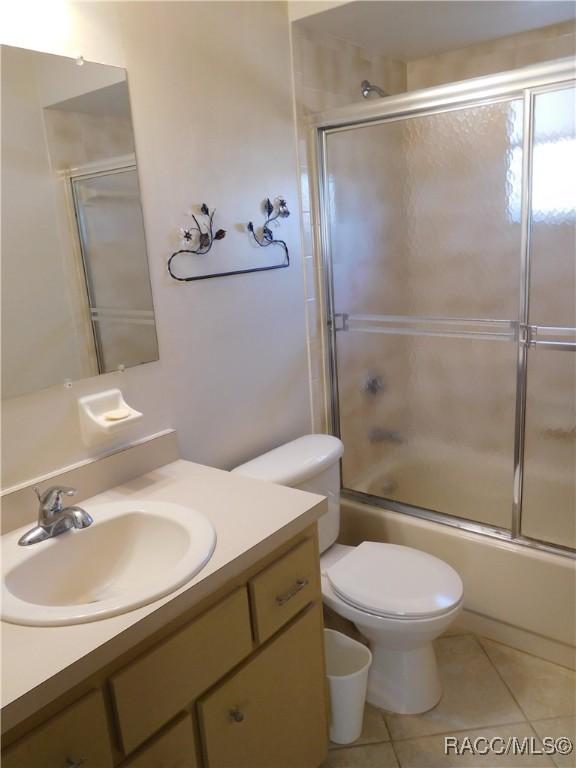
[18,486,93,546]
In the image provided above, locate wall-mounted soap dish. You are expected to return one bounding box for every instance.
[78,389,142,445]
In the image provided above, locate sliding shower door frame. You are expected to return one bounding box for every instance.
[311,58,576,560]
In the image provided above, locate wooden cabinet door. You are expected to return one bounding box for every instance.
[124,714,197,768]
[2,691,113,768]
[198,604,328,768]
[249,537,320,644]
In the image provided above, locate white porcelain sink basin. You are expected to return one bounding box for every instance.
[2,500,216,626]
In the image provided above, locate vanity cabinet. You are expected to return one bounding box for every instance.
[1,527,329,768]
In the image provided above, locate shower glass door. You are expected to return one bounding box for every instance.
[521,85,576,549]
[325,99,524,530]
[320,70,576,552]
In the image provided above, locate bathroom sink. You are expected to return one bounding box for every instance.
[1,500,216,626]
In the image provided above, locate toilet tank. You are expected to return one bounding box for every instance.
[232,435,344,553]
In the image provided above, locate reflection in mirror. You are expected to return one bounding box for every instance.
[1,46,158,400]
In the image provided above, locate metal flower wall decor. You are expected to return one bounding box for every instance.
[181,203,226,255]
[247,196,290,267]
[167,197,290,283]
[168,204,226,281]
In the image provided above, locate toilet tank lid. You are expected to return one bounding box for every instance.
[232,434,344,486]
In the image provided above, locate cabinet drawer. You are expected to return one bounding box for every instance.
[124,714,197,768]
[249,537,320,643]
[198,604,328,768]
[2,690,113,768]
[110,588,252,754]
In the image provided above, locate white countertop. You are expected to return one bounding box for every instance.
[1,459,326,731]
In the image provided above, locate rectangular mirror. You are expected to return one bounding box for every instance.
[1,45,159,400]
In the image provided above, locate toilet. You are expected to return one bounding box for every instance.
[233,434,463,715]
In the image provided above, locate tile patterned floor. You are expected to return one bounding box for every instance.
[322,634,576,768]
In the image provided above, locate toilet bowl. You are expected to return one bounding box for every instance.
[232,434,463,714]
[321,543,462,713]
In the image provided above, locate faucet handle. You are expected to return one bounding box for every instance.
[34,485,76,513]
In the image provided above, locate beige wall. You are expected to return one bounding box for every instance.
[407,20,575,90]
[1,1,311,489]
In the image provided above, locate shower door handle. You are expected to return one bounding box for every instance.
[531,341,576,351]
[524,324,576,351]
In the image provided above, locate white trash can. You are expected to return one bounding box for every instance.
[324,628,373,745]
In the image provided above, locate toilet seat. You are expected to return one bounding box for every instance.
[325,542,463,620]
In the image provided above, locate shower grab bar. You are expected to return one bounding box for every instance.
[333,313,518,342]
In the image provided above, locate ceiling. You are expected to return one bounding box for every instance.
[297,1,576,60]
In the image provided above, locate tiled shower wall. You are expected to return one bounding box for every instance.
[291,19,575,434]
[407,20,576,90]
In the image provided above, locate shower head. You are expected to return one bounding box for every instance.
[361,80,388,99]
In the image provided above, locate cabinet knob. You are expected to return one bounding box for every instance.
[66,759,85,768]
[229,707,245,723]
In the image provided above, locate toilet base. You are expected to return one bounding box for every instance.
[366,642,442,714]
